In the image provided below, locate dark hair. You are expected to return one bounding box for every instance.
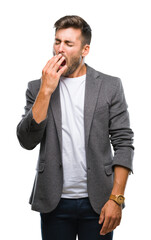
[54,15,92,46]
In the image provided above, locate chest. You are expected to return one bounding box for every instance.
[59,78,86,119]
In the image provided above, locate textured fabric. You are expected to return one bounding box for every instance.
[17,64,134,214]
[40,197,113,240]
[60,75,88,198]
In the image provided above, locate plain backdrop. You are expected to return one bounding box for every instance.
[0,0,150,239]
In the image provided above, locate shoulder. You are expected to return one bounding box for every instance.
[86,64,122,91]
[28,79,41,89]
[86,65,125,105]
[87,64,120,83]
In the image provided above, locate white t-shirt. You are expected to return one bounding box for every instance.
[59,74,88,198]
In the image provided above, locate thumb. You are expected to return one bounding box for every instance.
[99,208,105,225]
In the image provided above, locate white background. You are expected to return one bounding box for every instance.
[0,0,150,239]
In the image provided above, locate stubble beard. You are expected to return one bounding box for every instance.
[62,55,82,77]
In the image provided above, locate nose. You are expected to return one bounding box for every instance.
[58,42,65,54]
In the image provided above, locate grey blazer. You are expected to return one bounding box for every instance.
[17,65,134,214]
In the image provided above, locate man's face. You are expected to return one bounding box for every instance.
[53,28,84,77]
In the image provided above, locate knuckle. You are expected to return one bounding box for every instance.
[117,215,121,221]
[106,215,111,220]
[42,69,45,75]
[101,208,105,213]
[51,71,57,78]
[42,69,49,75]
[112,215,117,220]
[45,70,49,75]
[46,60,51,65]
[55,62,60,67]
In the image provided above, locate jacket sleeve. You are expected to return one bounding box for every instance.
[109,78,134,172]
[16,81,48,150]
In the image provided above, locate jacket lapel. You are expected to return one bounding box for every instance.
[50,84,62,154]
[84,65,103,149]
[50,65,103,157]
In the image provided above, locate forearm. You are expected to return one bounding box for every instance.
[32,88,51,124]
[17,107,48,150]
[17,84,51,150]
[99,166,130,235]
[111,166,130,195]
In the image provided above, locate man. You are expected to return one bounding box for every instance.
[17,15,134,240]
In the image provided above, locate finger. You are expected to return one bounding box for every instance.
[101,214,121,235]
[53,56,66,72]
[42,54,62,73]
[57,64,67,76]
[51,54,63,69]
[100,217,111,236]
[105,217,116,234]
[99,209,105,225]
[42,56,56,72]
[111,215,121,231]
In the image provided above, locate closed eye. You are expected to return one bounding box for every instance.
[55,41,61,45]
[65,41,74,47]
[54,38,74,47]
[66,43,73,47]
[54,38,61,45]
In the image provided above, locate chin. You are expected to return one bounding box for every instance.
[62,73,69,78]
[61,68,71,77]
[61,70,68,77]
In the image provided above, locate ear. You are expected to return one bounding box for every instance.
[82,44,90,57]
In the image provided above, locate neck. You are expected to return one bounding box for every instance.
[67,59,86,78]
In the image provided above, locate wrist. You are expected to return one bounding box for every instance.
[39,87,52,98]
[109,194,125,206]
